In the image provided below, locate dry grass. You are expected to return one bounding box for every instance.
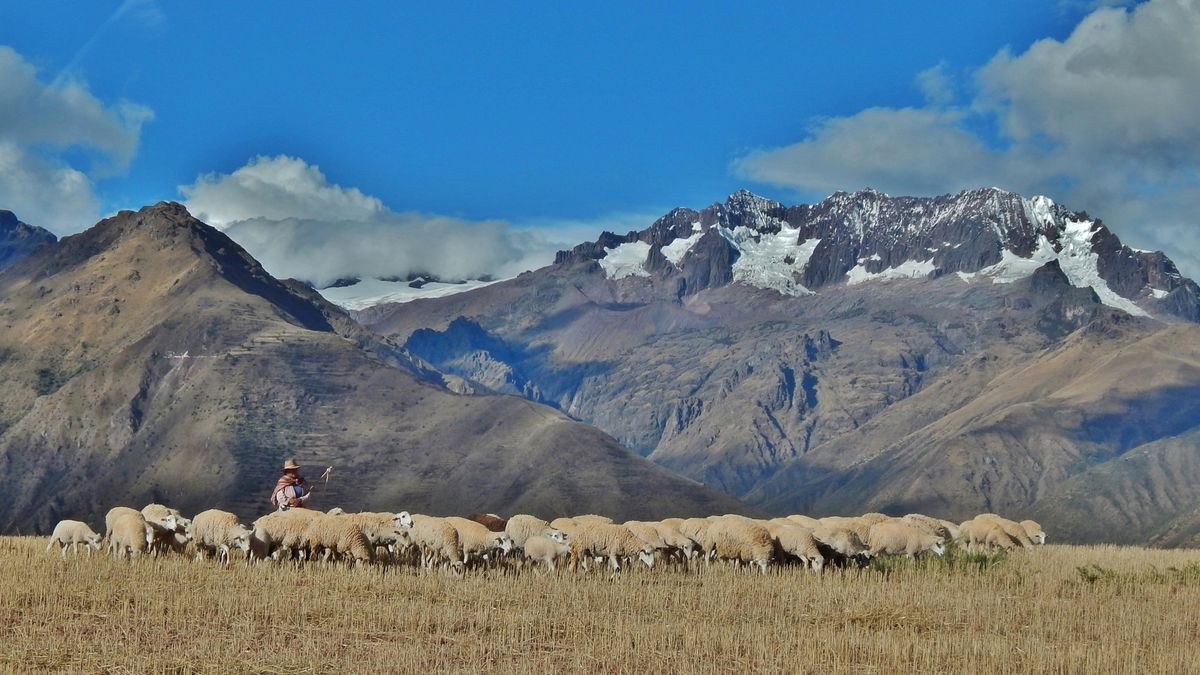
[2,537,1199,673]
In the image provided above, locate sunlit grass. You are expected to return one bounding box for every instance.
[1,537,1197,672]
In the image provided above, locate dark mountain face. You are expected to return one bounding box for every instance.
[358,188,1200,544]
[0,203,751,533]
[0,210,56,271]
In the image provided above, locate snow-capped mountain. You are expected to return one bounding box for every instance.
[357,187,1200,545]
[556,188,1198,321]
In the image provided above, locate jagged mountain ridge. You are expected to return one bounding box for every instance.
[554,188,1196,321]
[0,203,751,533]
[357,187,1200,544]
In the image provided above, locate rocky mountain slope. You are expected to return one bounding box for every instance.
[357,188,1200,544]
[0,203,749,533]
[0,210,56,270]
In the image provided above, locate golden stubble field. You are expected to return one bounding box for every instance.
[1,537,1198,673]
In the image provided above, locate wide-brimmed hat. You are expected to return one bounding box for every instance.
[282,458,301,471]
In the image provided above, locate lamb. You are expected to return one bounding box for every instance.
[867,522,946,558]
[568,523,655,573]
[406,515,465,572]
[192,509,253,566]
[302,514,374,565]
[522,534,571,573]
[1020,519,1047,545]
[108,512,155,560]
[446,516,514,567]
[704,518,775,573]
[764,520,824,571]
[678,517,715,558]
[46,520,103,558]
[505,514,557,548]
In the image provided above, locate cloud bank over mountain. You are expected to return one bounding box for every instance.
[181,155,595,287]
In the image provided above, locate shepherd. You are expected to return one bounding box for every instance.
[271,458,331,510]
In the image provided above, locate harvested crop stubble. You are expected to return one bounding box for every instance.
[0,538,1198,673]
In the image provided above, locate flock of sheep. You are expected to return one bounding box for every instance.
[44,504,1046,574]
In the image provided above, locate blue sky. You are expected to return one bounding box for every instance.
[3,1,1199,282]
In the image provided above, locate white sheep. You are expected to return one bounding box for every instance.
[901,513,955,541]
[572,514,614,525]
[252,508,325,561]
[141,503,189,556]
[568,523,655,573]
[810,524,870,566]
[959,519,1022,552]
[1020,519,1047,545]
[818,516,874,543]
[867,521,946,558]
[764,520,824,571]
[192,509,252,566]
[785,514,821,528]
[647,521,697,562]
[678,518,715,560]
[623,521,668,552]
[523,534,571,573]
[302,515,374,565]
[108,512,155,560]
[704,517,774,573]
[406,515,465,572]
[859,512,893,525]
[46,520,102,558]
[973,514,1035,549]
[342,512,413,546]
[445,516,513,567]
[548,517,584,539]
[104,506,141,543]
[505,514,555,548]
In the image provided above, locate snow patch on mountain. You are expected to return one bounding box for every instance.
[599,240,652,279]
[846,258,937,285]
[319,277,501,310]
[661,222,704,265]
[958,217,1149,317]
[720,225,820,296]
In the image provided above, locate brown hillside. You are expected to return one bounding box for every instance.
[0,203,749,532]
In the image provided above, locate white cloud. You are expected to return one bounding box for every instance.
[181,155,384,227]
[0,45,151,231]
[734,0,1200,278]
[182,155,608,287]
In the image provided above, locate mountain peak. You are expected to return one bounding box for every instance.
[0,209,57,270]
[556,186,1199,322]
